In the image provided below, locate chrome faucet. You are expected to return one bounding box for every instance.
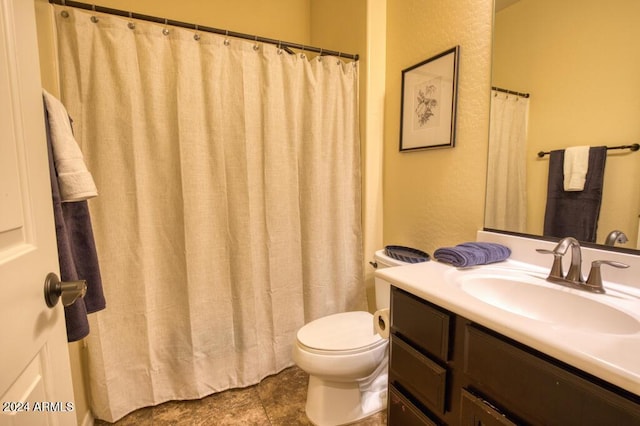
[537,237,629,294]
[604,230,628,246]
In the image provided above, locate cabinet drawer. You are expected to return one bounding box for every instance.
[389,384,439,426]
[390,336,447,414]
[465,325,640,426]
[460,389,516,426]
[391,287,451,360]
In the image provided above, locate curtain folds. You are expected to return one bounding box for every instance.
[485,91,530,233]
[55,6,365,422]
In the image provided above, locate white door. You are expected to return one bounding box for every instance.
[0,0,76,425]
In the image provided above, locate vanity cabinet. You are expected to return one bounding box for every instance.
[388,286,640,425]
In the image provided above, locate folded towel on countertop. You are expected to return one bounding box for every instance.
[563,145,590,191]
[433,242,511,267]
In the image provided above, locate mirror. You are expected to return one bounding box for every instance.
[487,0,640,252]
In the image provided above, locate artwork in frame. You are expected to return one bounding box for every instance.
[400,46,460,151]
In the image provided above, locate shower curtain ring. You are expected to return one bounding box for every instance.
[224,30,230,46]
[318,48,323,62]
[277,41,283,55]
[300,45,306,59]
[162,18,170,36]
[127,12,135,29]
[90,4,99,23]
[194,25,201,41]
[253,35,260,51]
[337,52,342,65]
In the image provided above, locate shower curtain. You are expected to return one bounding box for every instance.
[54,6,365,422]
[485,90,530,232]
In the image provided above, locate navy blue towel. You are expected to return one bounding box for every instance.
[433,242,511,267]
[543,147,606,243]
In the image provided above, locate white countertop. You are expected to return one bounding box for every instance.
[376,239,640,397]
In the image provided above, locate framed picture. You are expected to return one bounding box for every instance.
[400,46,459,151]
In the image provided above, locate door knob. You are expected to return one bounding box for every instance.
[43,272,87,308]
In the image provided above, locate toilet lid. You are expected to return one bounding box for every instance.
[297,311,384,352]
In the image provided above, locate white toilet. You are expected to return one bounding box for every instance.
[293,250,408,426]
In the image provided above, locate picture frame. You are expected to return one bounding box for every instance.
[400,46,459,152]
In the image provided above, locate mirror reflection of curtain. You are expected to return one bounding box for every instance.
[485,91,530,232]
[54,6,365,422]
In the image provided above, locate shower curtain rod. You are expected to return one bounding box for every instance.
[537,143,640,158]
[492,86,530,98]
[48,0,359,61]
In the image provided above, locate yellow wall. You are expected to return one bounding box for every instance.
[383,0,493,255]
[88,0,311,43]
[493,0,640,246]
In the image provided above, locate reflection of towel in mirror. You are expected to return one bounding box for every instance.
[544,147,607,243]
[563,145,590,191]
[433,242,511,267]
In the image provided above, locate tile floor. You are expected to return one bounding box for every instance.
[94,366,387,425]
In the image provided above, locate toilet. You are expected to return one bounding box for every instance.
[293,250,408,426]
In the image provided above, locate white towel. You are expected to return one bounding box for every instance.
[563,145,590,191]
[42,89,98,202]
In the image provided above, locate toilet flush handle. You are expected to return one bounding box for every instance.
[369,261,378,268]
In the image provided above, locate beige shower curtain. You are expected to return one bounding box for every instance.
[54,6,365,422]
[485,90,530,232]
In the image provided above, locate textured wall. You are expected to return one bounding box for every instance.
[384,0,493,254]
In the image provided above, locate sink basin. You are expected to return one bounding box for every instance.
[455,273,640,334]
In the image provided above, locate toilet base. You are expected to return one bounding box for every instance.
[304,371,387,426]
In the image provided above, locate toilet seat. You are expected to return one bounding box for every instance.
[296,311,386,355]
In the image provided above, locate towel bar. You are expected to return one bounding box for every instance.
[537,143,639,158]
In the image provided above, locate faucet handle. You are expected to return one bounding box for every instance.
[585,260,630,293]
[536,249,564,280]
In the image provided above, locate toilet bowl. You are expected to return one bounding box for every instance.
[293,250,408,426]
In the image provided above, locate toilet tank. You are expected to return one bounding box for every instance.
[373,249,410,310]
